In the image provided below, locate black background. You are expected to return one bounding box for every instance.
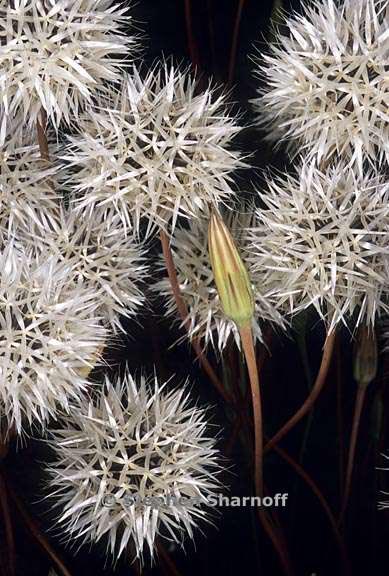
[2,1,389,575]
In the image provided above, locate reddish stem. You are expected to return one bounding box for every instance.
[206,0,216,68]
[336,338,345,500]
[228,0,245,85]
[273,444,350,575]
[184,0,200,68]
[225,398,348,573]
[224,412,245,455]
[257,508,293,576]
[159,229,233,404]
[6,477,72,576]
[157,542,183,576]
[339,385,367,523]
[239,323,263,496]
[224,335,292,575]
[265,330,336,453]
[222,338,349,574]
[0,474,15,576]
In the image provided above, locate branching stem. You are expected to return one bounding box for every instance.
[265,330,336,453]
[159,229,233,404]
[6,476,72,576]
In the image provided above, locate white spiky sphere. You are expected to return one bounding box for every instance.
[248,159,389,331]
[0,244,106,434]
[0,0,135,140]
[64,65,244,234]
[0,143,60,246]
[47,371,221,561]
[155,209,285,351]
[252,0,389,170]
[36,207,147,332]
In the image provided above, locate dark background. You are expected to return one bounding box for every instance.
[2,1,389,575]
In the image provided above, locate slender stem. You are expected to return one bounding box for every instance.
[297,411,314,465]
[224,341,292,575]
[133,561,142,576]
[206,0,216,69]
[159,229,233,404]
[221,340,237,403]
[336,339,345,501]
[36,109,50,161]
[257,508,293,576]
[295,329,314,465]
[273,444,350,575]
[224,335,272,456]
[224,412,244,455]
[184,0,200,68]
[265,330,337,453]
[157,542,183,576]
[224,399,349,574]
[339,385,367,523]
[5,477,72,576]
[228,0,245,85]
[0,474,15,576]
[239,323,263,496]
[290,329,314,522]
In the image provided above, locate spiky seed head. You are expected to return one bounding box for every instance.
[155,208,285,352]
[64,65,244,235]
[0,243,107,434]
[208,211,254,327]
[0,0,136,140]
[0,143,60,246]
[248,159,389,331]
[252,0,389,170]
[36,207,147,332]
[46,371,222,562]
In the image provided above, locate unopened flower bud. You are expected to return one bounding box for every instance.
[208,211,254,327]
[353,326,377,387]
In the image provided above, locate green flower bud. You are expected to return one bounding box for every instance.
[208,211,254,327]
[353,325,377,387]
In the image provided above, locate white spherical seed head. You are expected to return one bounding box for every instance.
[248,160,389,332]
[41,207,147,332]
[47,371,222,562]
[252,0,389,170]
[0,144,60,246]
[0,244,107,434]
[64,65,245,235]
[155,209,285,352]
[0,0,135,140]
